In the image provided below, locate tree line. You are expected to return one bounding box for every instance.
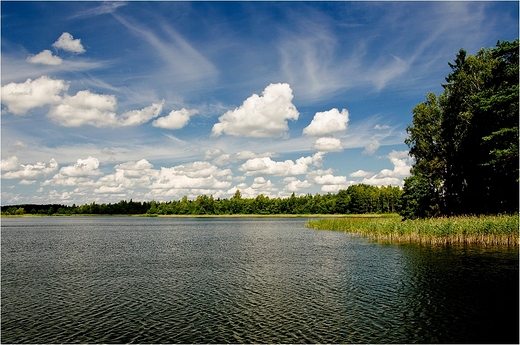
[1,184,402,216]
[401,39,519,219]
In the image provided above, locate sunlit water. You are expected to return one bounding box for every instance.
[2,217,518,343]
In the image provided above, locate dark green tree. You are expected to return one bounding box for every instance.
[335,190,350,214]
[402,39,519,218]
[179,196,192,214]
[470,40,519,213]
[400,174,441,219]
[347,184,375,214]
[231,190,243,214]
[405,91,446,215]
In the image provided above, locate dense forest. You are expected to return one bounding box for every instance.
[1,184,402,216]
[400,39,519,219]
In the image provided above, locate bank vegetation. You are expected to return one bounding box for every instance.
[306,214,519,246]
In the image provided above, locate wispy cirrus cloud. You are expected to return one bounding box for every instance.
[277,13,348,100]
[277,2,513,101]
[1,54,109,84]
[112,13,218,86]
[69,2,127,19]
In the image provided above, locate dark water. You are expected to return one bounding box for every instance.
[1,217,518,344]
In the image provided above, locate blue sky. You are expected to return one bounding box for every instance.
[1,1,518,205]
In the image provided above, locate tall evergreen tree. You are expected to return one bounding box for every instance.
[403,39,519,218]
[471,40,519,213]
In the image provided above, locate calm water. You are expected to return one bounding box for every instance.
[2,217,518,344]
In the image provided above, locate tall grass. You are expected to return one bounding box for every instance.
[306,214,519,246]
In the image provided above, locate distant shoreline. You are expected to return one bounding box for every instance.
[1,213,397,219]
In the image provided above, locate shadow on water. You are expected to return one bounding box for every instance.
[395,244,519,344]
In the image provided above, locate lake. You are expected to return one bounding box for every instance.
[1,216,518,343]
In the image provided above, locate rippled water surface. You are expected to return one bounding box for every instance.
[2,217,518,343]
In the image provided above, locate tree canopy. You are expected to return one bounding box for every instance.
[401,39,519,219]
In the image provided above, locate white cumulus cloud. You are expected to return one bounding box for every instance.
[303,108,349,136]
[96,164,152,191]
[204,148,225,160]
[149,161,232,192]
[1,156,22,172]
[119,101,164,126]
[321,184,350,193]
[212,83,299,138]
[115,159,154,178]
[58,156,102,177]
[52,32,86,53]
[312,137,343,152]
[359,150,412,186]
[363,138,380,155]
[386,150,412,177]
[239,155,315,176]
[313,173,352,193]
[47,90,118,126]
[151,174,230,191]
[282,177,313,192]
[1,156,58,180]
[314,174,349,186]
[115,159,154,171]
[48,190,73,201]
[210,150,277,166]
[349,170,375,178]
[238,177,279,198]
[153,108,198,129]
[1,76,69,115]
[47,90,163,127]
[235,151,273,161]
[94,185,126,194]
[175,161,221,179]
[27,50,63,65]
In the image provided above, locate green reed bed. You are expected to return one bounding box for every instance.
[306,214,519,246]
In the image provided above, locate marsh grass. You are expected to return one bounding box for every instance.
[306,214,519,246]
